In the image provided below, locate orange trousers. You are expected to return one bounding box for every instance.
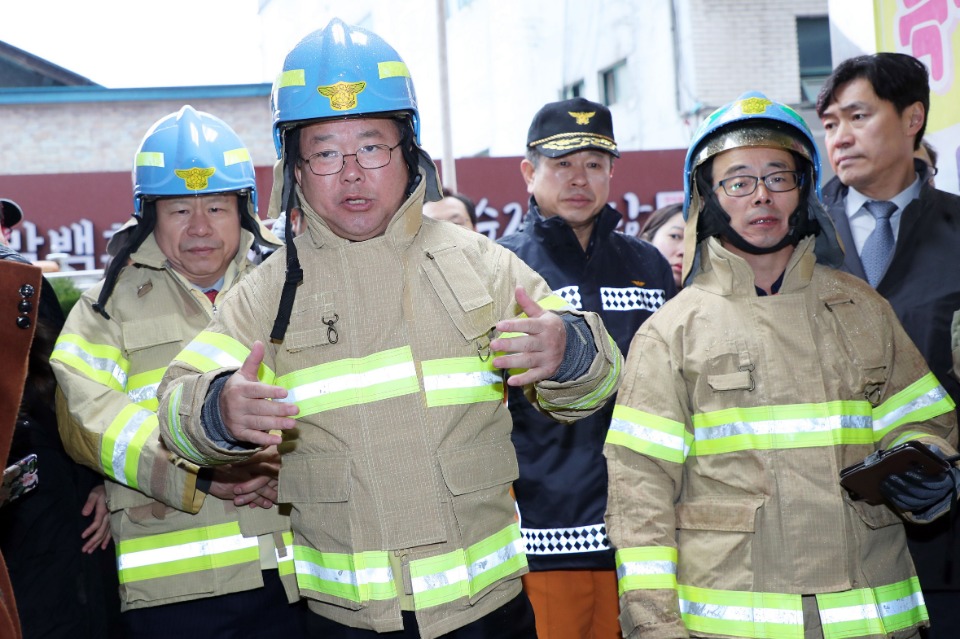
[522,569,622,639]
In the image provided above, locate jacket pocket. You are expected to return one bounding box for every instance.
[122,316,183,353]
[422,245,497,342]
[284,292,339,352]
[823,296,888,404]
[845,492,903,530]
[277,452,362,611]
[675,498,763,590]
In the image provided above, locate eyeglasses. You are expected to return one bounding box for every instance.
[715,170,802,197]
[299,142,402,176]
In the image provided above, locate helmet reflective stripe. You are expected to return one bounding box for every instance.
[132,105,258,218]
[270,18,421,158]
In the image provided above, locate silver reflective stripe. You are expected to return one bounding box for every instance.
[117,533,258,570]
[468,536,525,582]
[610,417,688,454]
[411,565,469,594]
[128,383,158,405]
[183,341,243,368]
[617,559,676,580]
[680,598,804,626]
[423,370,501,391]
[281,362,417,404]
[697,414,871,441]
[111,409,155,481]
[56,340,128,388]
[874,386,948,432]
[294,559,393,588]
[819,590,925,625]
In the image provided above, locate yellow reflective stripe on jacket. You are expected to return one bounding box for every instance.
[421,357,503,407]
[293,547,396,603]
[816,577,927,639]
[615,546,677,596]
[275,346,419,417]
[541,334,621,411]
[678,584,804,639]
[172,331,276,383]
[275,531,295,577]
[606,405,692,464]
[51,334,129,391]
[872,373,955,439]
[101,405,158,489]
[408,523,527,609]
[690,401,876,456]
[116,521,259,584]
[127,366,165,409]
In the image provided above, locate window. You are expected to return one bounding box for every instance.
[562,80,585,100]
[600,61,626,106]
[797,17,832,103]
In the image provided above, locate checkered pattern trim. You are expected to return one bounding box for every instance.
[600,286,665,312]
[553,286,582,310]
[521,523,610,555]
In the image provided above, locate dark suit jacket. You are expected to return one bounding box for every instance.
[823,162,960,589]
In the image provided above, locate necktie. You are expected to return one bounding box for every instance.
[860,200,897,287]
[203,289,218,304]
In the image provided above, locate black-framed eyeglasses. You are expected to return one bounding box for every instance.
[715,170,802,197]
[299,142,402,176]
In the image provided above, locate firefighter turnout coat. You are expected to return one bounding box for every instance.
[51,231,296,610]
[157,180,623,639]
[604,236,958,639]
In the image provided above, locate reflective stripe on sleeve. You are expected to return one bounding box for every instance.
[52,334,129,391]
[872,373,955,439]
[606,404,690,464]
[540,334,622,411]
[127,366,165,409]
[408,523,527,609]
[422,357,503,406]
[276,531,295,577]
[172,331,276,383]
[101,405,158,489]
[275,346,419,417]
[678,585,804,639]
[163,382,218,466]
[615,546,677,596]
[816,577,927,639]
[293,547,396,603]
[116,521,259,584]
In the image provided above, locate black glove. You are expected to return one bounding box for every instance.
[880,446,960,518]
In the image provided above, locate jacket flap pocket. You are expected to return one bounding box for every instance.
[123,317,182,352]
[707,371,755,392]
[278,453,350,503]
[284,326,330,351]
[676,499,763,532]
[423,245,496,341]
[438,437,519,496]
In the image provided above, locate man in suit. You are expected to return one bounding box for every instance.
[818,51,960,639]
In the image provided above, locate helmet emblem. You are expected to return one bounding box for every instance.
[174,167,217,191]
[568,111,596,125]
[739,97,772,115]
[317,81,367,111]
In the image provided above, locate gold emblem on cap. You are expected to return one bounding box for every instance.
[174,167,216,191]
[568,111,596,125]
[739,97,772,115]
[317,81,367,111]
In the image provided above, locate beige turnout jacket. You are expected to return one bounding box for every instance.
[52,232,296,610]
[605,236,957,639]
[157,181,622,638]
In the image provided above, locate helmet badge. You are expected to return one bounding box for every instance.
[739,96,772,114]
[568,111,596,125]
[317,81,367,111]
[174,167,217,191]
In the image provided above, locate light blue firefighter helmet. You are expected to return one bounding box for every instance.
[132,105,258,218]
[270,18,421,157]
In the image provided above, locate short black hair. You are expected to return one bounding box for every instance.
[440,187,477,227]
[815,52,929,150]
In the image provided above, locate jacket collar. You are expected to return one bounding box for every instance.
[130,229,254,286]
[523,197,619,251]
[693,235,816,297]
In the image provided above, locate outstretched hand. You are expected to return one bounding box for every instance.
[490,286,566,387]
[220,341,299,447]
